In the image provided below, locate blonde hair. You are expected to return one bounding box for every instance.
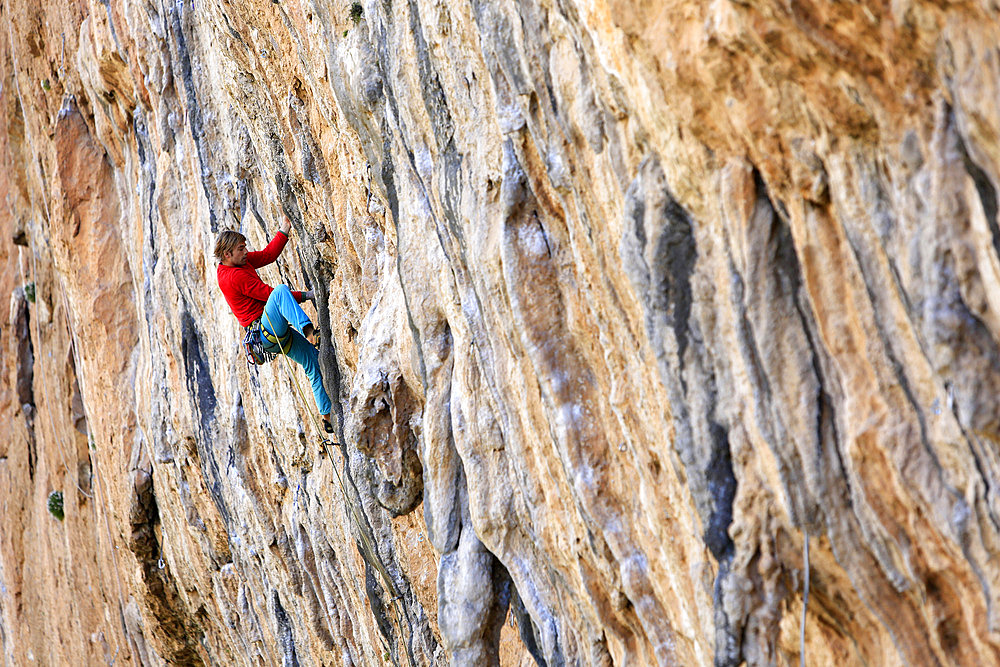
[214,229,246,262]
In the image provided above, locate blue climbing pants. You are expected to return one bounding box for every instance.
[260,285,332,416]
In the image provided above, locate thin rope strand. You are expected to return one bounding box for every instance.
[801,532,810,667]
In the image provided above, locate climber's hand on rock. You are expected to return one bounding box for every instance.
[279,215,291,236]
[302,290,315,301]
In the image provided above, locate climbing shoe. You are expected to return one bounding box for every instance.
[303,323,319,347]
[323,417,334,434]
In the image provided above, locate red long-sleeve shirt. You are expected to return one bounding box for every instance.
[217,231,304,327]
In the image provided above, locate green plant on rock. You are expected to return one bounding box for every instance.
[350,2,363,24]
[24,282,35,303]
[48,490,64,521]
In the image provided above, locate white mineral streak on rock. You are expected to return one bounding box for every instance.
[2,0,1000,666]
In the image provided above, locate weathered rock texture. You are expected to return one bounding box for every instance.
[3,0,1000,664]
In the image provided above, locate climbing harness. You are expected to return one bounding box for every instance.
[242,317,291,367]
[261,324,292,351]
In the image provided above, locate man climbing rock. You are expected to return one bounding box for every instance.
[215,217,334,433]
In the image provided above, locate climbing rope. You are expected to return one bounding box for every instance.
[801,532,810,667]
[261,308,407,662]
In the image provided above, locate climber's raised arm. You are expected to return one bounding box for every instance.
[247,216,292,269]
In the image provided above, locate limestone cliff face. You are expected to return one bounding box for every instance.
[2,0,1000,664]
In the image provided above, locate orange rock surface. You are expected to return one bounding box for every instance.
[2,0,1000,665]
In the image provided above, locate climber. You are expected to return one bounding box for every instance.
[215,217,334,434]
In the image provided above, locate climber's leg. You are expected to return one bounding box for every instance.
[281,328,333,417]
[261,285,311,338]
[260,286,332,425]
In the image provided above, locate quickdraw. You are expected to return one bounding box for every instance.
[242,318,291,367]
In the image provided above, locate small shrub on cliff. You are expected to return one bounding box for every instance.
[24,282,35,303]
[47,491,64,521]
[350,2,363,24]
